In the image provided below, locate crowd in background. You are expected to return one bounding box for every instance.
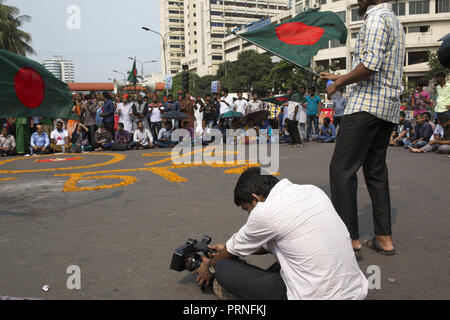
[1,72,449,157]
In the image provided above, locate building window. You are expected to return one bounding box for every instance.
[408,51,429,65]
[436,0,450,12]
[211,33,225,38]
[336,11,346,23]
[351,8,364,21]
[408,25,430,33]
[211,22,224,27]
[330,38,345,48]
[351,32,359,39]
[212,44,223,49]
[212,55,223,61]
[225,46,240,54]
[169,19,180,23]
[331,57,346,70]
[392,2,406,15]
[409,0,430,14]
[316,59,329,69]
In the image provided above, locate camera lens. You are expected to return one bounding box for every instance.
[185,254,202,272]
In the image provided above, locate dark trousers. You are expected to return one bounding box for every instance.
[215,259,287,300]
[150,121,162,142]
[287,119,301,145]
[104,122,115,139]
[330,112,394,240]
[333,116,342,130]
[87,124,97,145]
[307,115,319,140]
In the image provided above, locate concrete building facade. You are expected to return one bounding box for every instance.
[42,57,75,83]
[224,0,450,84]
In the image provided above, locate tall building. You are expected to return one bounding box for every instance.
[224,0,450,85]
[160,0,292,76]
[159,0,186,75]
[42,57,75,83]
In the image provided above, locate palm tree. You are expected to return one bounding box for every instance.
[0,0,35,56]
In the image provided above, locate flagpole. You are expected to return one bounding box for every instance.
[232,32,321,77]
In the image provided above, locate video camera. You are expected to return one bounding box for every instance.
[170,236,216,272]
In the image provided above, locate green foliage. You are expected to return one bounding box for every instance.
[425,51,447,81]
[0,0,35,56]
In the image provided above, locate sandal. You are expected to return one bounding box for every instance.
[363,237,396,256]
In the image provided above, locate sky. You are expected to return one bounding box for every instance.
[7,0,162,82]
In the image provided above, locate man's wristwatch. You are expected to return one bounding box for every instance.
[208,261,216,274]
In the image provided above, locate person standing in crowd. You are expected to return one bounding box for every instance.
[154,121,175,148]
[50,121,70,153]
[284,94,302,148]
[321,0,405,255]
[404,113,433,149]
[194,96,204,135]
[132,95,149,132]
[112,123,132,151]
[411,113,450,154]
[316,117,337,143]
[435,72,450,119]
[81,94,98,146]
[219,88,233,115]
[30,124,50,154]
[0,127,16,157]
[67,98,82,138]
[332,88,347,130]
[116,94,134,134]
[200,94,218,129]
[267,92,281,130]
[70,123,89,153]
[100,92,115,138]
[130,121,154,150]
[15,117,30,155]
[148,95,165,141]
[180,94,195,130]
[305,87,323,142]
[233,92,248,115]
[164,94,179,112]
[390,111,413,146]
[411,82,432,116]
[246,92,263,113]
[94,123,113,151]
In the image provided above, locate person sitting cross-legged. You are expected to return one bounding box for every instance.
[50,121,70,153]
[154,121,175,148]
[30,124,50,155]
[112,122,132,151]
[410,113,450,154]
[0,127,16,157]
[129,120,154,150]
[404,113,433,149]
[316,117,336,143]
[94,123,113,151]
[389,111,413,147]
[70,123,89,153]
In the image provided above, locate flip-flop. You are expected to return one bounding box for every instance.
[363,237,396,256]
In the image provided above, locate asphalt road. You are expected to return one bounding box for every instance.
[0,143,448,300]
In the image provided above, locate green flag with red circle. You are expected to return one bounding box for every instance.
[235,9,347,68]
[0,49,74,118]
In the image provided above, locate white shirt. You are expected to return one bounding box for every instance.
[247,100,263,112]
[149,104,163,123]
[133,128,153,146]
[220,96,234,115]
[116,103,134,133]
[233,99,248,114]
[50,129,68,146]
[286,101,299,121]
[226,179,368,300]
[430,124,444,141]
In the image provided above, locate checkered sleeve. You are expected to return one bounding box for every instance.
[361,14,388,72]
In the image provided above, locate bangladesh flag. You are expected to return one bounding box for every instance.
[0,49,74,118]
[262,94,291,106]
[127,59,138,84]
[235,9,347,68]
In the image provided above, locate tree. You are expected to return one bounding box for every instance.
[425,50,447,81]
[0,0,35,56]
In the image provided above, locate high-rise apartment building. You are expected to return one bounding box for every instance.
[160,0,292,76]
[42,57,75,83]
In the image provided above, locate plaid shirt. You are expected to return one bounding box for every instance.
[268,103,281,120]
[346,3,405,124]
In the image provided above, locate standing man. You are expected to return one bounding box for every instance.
[116,94,134,134]
[132,95,149,132]
[81,94,98,146]
[321,0,405,256]
[332,89,347,131]
[411,82,432,116]
[305,88,323,142]
[219,88,234,115]
[246,92,263,113]
[233,92,248,115]
[100,92,116,138]
[15,117,30,155]
[435,72,450,118]
[148,95,165,141]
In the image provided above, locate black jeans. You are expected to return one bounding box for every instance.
[215,259,287,300]
[103,122,115,139]
[330,112,394,240]
[333,116,342,131]
[87,124,97,145]
[150,122,162,142]
[307,115,319,140]
[287,120,302,145]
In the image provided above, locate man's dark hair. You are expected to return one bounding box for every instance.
[56,121,64,126]
[137,121,143,125]
[205,93,212,98]
[234,167,280,206]
[222,88,229,94]
[437,113,449,123]
[424,111,432,118]
[103,92,112,100]
[399,111,406,118]
[324,117,331,125]
[435,72,446,79]
[118,123,124,128]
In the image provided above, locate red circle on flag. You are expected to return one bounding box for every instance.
[276,22,325,45]
[14,67,45,109]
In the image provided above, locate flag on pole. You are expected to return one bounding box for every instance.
[235,9,347,69]
[127,59,138,84]
[0,49,74,118]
